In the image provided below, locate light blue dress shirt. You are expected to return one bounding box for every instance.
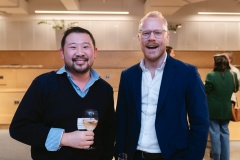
[45,66,100,151]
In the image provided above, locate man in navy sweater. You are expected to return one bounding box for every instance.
[10,27,115,160]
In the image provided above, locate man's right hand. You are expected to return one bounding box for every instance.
[60,130,94,149]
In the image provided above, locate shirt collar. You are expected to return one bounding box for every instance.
[56,66,100,81]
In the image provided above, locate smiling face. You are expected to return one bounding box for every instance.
[138,16,169,66]
[60,32,97,75]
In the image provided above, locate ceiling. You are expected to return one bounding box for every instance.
[1,0,144,15]
[0,0,240,22]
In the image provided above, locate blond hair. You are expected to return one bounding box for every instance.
[224,52,234,63]
[138,11,168,31]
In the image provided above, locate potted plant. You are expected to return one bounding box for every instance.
[37,19,78,49]
[37,19,78,30]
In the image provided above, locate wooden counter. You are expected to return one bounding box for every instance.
[0,88,26,126]
[1,50,240,139]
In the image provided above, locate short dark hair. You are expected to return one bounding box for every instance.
[166,46,173,55]
[61,27,96,50]
[213,54,230,72]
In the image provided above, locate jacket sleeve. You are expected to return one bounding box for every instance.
[185,67,210,160]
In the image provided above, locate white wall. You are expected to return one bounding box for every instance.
[169,21,240,51]
[0,14,240,51]
[0,18,140,50]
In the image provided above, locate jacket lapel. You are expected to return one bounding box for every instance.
[132,65,143,122]
[156,57,178,115]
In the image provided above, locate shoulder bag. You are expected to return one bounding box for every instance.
[230,71,240,122]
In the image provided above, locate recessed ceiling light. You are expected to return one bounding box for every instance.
[198,12,240,15]
[35,10,129,15]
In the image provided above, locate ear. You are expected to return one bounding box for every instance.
[165,31,170,44]
[137,33,141,41]
[94,48,98,59]
[60,48,64,60]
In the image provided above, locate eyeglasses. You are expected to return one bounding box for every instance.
[139,30,166,39]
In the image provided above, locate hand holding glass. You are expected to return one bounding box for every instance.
[83,109,98,149]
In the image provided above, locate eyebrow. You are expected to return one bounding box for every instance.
[141,29,166,31]
[67,42,91,46]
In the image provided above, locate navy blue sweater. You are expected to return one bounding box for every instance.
[10,71,116,160]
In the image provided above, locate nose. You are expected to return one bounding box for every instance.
[148,31,156,39]
[76,46,84,56]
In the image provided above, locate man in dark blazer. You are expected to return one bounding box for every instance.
[115,11,209,160]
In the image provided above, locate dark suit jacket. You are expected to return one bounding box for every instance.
[115,55,209,160]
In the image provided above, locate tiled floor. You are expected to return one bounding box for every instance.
[203,141,240,160]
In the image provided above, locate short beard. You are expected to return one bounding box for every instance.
[66,64,90,75]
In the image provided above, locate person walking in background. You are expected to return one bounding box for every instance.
[205,54,239,160]
[9,27,115,160]
[115,11,209,160]
[223,52,240,106]
[166,46,175,58]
